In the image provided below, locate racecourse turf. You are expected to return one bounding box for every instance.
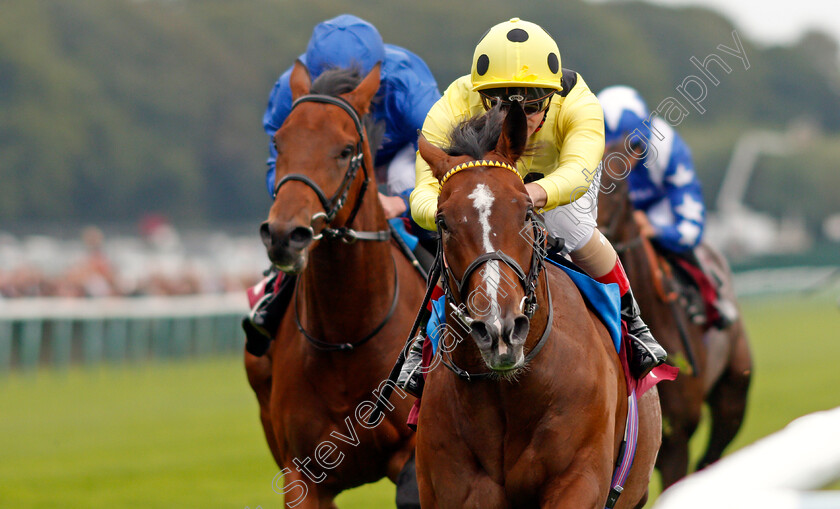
[1,293,838,508]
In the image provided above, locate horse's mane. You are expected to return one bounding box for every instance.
[444,105,506,159]
[310,66,385,155]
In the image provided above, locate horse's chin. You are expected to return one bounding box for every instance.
[487,362,528,382]
[273,251,308,275]
[481,351,526,379]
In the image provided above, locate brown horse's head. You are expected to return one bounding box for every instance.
[419,104,542,372]
[597,140,638,243]
[260,61,382,273]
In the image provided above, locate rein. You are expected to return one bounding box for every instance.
[272,94,390,244]
[294,254,400,352]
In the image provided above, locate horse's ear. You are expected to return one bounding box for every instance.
[418,134,453,182]
[290,60,311,101]
[496,102,528,162]
[345,63,381,116]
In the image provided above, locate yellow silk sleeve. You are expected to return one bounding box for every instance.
[410,76,480,231]
[532,74,605,211]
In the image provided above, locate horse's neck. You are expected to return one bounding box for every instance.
[299,186,395,342]
[613,193,641,245]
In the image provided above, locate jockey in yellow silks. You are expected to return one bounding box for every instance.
[397,18,667,396]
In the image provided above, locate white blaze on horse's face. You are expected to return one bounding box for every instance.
[466,182,527,371]
[468,183,502,322]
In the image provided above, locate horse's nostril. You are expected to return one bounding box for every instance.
[259,222,272,248]
[288,226,314,250]
[470,320,492,347]
[511,315,530,344]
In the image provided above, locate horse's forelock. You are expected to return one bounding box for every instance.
[310,66,363,96]
[445,107,506,160]
[308,66,384,155]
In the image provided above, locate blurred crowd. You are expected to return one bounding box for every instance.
[0,218,265,299]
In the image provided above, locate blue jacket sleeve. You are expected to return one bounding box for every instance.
[395,50,441,150]
[652,137,705,252]
[262,66,295,197]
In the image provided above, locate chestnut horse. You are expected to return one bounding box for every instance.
[245,62,425,508]
[597,152,752,487]
[414,104,661,508]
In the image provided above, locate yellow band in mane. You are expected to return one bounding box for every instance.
[440,159,521,186]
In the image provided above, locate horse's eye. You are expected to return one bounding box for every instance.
[339,145,354,159]
[436,215,448,233]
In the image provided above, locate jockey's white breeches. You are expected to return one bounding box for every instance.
[541,169,601,254]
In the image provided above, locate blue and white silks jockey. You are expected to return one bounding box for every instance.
[597,85,705,252]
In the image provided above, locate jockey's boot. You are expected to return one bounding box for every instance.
[596,258,667,379]
[241,270,294,357]
[621,288,668,379]
[396,337,425,398]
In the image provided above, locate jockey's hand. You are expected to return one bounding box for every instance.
[525,183,548,209]
[634,210,657,238]
[378,192,407,219]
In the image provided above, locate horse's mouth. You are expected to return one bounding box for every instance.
[487,361,528,382]
[272,250,308,275]
[481,351,526,377]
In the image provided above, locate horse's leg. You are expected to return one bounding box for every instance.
[274,467,338,509]
[394,451,421,509]
[655,381,703,488]
[244,348,284,466]
[696,322,752,471]
[540,474,607,509]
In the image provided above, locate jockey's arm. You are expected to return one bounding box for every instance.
[411,78,474,231]
[529,75,605,212]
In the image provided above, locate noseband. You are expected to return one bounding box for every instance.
[272,94,389,243]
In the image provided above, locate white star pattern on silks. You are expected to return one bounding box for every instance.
[601,87,648,133]
[667,163,695,187]
[677,221,701,245]
[675,194,704,223]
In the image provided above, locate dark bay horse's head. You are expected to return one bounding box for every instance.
[260,61,381,273]
[419,104,542,372]
[597,140,638,243]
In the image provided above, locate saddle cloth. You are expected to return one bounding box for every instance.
[407,257,677,428]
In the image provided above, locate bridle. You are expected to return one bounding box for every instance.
[273,93,397,351]
[434,165,556,381]
[271,94,390,244]
[438,208,547,321]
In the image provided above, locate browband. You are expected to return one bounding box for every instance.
[440,159,521,185]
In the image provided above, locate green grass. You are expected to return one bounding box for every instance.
[1,294,838,508]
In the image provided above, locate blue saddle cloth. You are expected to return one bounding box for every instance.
[388,218,418,251]
[427,256,622,355]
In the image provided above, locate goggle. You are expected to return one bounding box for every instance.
[479,88,555,115]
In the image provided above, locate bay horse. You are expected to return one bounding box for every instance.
[245,61,426,508]
[414,104,661,508]
[597,148,752,488]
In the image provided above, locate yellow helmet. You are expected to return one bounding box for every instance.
[471,18,563,91]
